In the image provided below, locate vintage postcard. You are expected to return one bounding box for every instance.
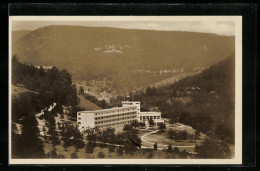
[9,16,242,164]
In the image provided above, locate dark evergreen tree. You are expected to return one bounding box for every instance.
[167,144,173,153]
[158,123,166,132]
[153,142,158,150]
[85,142,95,154]
[173,147,180,154]
[16,113,45,158]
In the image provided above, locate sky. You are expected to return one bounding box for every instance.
[12,20,235,36]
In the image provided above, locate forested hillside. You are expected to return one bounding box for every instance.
[128,54,235,143]
[11,55,79,158]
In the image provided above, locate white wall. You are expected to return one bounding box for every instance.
[77,112,95,131]
[122,101,141,121]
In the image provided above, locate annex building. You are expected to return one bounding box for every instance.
[77,101,164,132]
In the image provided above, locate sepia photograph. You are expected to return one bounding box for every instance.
[9,16,242,164]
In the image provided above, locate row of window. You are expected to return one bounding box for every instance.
[123,102,140,105]
[95,116,136,125]
[140,116,160,120]
[96,120,133,129]
[95,112,136,120]
[94,108,136,116]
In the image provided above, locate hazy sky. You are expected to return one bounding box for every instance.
[12,20,235,36]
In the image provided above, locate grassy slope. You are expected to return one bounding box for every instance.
[12,84,38,98]
[78,94,102,110]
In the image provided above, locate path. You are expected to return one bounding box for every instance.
[140,129,195,150]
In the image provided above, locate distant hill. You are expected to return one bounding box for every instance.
[12,30,31,43]
[12,25,235,94]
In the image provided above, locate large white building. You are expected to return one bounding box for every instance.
[77,101,164,132]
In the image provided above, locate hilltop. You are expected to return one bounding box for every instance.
[12,30,32,43]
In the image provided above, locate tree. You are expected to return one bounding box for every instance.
[99,128,116,144]
[123,124,132,132]
[179,111,192,125]
[60,123,84,151]
[195,130,200,139]
[85,142,96,154]
[178,130,188,140]
[73,129,85,152]
[57,122,61,130]
[146,86,152,96]
[119,127,141,154]
[167,144,173,153]
[169,116,177,126]
[158,123,166,132]
[153,142,158,150]
[173,147,180,154]
[16,113,45,158]
[45,110,60,146]
[42,126,46,134]
[108,145,115,153]
[11,125,24,158]
[195,138,231,159]
[167,129,175,139]
[117,147,124,156]
[98,152,105,158]
[149,118,155,126]
[168,130,188,140]
[52,102,63,114]
[131,120,139,128]
[86,132,98,142]
[79,86,84,95]
[139,122,146,128]
[215,124,234,143]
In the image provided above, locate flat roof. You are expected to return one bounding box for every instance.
[78,106,137,113]
[140,112,161,115]
[121,101,140,103]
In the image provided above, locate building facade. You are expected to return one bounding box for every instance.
[139,112,164,126]
[77,101,164,132]
[122,101,141,120]
[77,106,138,132]
[122,101,164,125]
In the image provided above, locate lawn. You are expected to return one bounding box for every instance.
[139,122,207,152]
